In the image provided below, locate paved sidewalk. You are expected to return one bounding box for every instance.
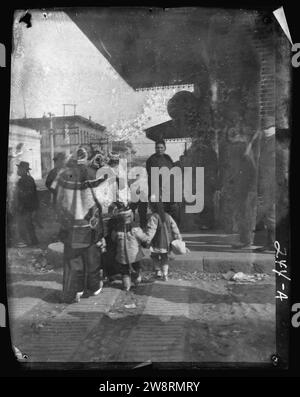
[118,280,189,362]
[140,232,274,274]
[7,231,275,364]
[8,279,62,320]
[9,282,121,362]
[9,275,275,364]
[63,276,275,364]
[117,278,275,363]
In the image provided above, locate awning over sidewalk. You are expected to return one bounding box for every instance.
[145,119,191,141]
[66,7,213,89]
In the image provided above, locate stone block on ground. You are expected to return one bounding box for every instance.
[46,242,64,268]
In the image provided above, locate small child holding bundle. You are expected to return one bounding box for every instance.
[111,207,149,291]
[145,200,182,281]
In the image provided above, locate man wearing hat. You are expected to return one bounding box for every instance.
[14,161,39,247]
[45,152,66,205]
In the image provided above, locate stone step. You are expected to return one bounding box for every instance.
[140,252,273,274]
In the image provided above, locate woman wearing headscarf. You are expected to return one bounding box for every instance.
[88,152,107,178]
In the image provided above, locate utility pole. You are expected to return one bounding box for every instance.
[48,112,55,168]
[22,91,27,118]
[64,123,71,157]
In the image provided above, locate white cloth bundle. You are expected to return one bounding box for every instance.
[171,239,188,255]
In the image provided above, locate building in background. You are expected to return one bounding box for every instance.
[8,122,42,180]
[133,84,195,162]
[10,115,108,178]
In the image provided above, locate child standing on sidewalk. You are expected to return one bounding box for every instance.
[146,200,182,281]
[111,207,149,291]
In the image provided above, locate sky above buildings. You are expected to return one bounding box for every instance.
[10,10,193,160]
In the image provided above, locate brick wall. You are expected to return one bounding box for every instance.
[220,11,277,130]
[242,12,290,130]
[251,15,276,128]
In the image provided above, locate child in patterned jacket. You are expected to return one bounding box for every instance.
[111,207,149,291]
[145,200,182,281]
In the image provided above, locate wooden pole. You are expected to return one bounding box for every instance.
[49,113,54,168]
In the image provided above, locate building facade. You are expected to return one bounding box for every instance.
[10,115,107,178]
[8,122,42,180]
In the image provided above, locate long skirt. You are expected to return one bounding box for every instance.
[62,243,102,303]
[15,211,39,246]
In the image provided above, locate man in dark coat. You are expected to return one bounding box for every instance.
[14,161,39,247]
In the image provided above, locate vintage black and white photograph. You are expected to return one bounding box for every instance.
[6,6,290,366]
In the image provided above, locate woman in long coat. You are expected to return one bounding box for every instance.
[54,149,106,303]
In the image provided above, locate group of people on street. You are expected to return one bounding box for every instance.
[44,141,183,303]
[7,126,286,303]
[109,199,181,293]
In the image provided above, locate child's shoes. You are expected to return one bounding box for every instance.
[92,280,104,295]
[123,275,131,291]
[92,287,103,296]
[135,275,142,284]
[75,291,84,302]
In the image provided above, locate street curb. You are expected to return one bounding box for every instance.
[140,252,274,275]
[45,243,274,275]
